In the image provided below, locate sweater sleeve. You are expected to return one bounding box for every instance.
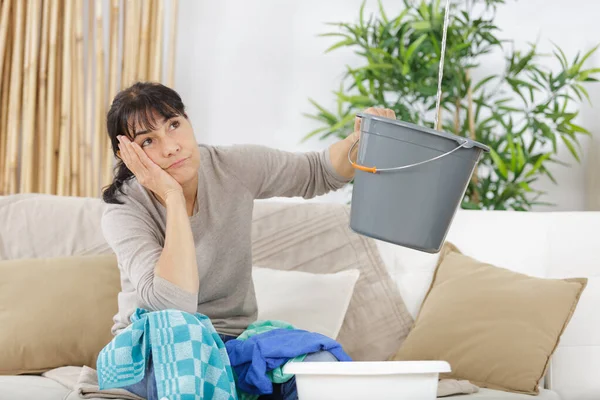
[214,144,352,199]
[101,203,198,314]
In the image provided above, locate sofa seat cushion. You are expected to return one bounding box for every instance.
[0,375,122,400]
[452,388,560,399]
[0,375,71,400]
[0,375,561,400]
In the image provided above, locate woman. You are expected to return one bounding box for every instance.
[101,81,395,400]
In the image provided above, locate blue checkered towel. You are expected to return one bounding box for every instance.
[96,308,238,400]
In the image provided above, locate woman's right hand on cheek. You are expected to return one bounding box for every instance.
[117,135,183,202]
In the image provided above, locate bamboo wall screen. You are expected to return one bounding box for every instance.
[0,0,179,197]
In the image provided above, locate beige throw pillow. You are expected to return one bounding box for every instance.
[0,255,120,375]
[392,243,587,395]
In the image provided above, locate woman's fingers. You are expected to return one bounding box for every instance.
[117,136,131,164]
[354,116,361,135]
[378,108,390,118]
[354,107,396,138]
[130,141,159,172]
[118,136,147,176]
[118,137,135,168]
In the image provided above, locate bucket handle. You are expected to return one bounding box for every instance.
[348,138,469,174]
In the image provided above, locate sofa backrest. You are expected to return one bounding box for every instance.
[0,194,111,260]
[378,209,599,400]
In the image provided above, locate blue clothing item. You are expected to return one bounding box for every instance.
[97,309,237,400]
[124,335,339,400]
[124,352,159,400]
[225,329,351,397]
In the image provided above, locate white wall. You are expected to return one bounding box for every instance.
[173,0,600,210]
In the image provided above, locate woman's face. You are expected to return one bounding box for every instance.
[129,110,201,186]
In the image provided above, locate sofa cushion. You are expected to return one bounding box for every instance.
[0,376,72,400]
[0,374,132,400]
[0,255,120,375]
[544,212,600,399]
[376,209,553,320]
[450,388,560,399]
[392,242,587,395]
[0,194,111,260]
[252,267,360,339]
[251,200,413,361]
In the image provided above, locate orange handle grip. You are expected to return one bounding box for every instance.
[351,162,377,174]
[348,137,378,173]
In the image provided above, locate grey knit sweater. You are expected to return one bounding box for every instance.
[101,144,351,336]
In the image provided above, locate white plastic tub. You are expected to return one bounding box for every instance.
[283,361,451,400]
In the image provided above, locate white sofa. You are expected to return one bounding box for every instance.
[0,194,597,400]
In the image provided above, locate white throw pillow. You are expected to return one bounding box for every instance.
[252,267,360,339]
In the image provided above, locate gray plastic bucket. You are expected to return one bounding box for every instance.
[349,113,489,254]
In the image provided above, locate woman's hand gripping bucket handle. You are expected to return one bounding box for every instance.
[348,136,470,174]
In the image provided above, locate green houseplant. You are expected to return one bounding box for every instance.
[304,0,600,210]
